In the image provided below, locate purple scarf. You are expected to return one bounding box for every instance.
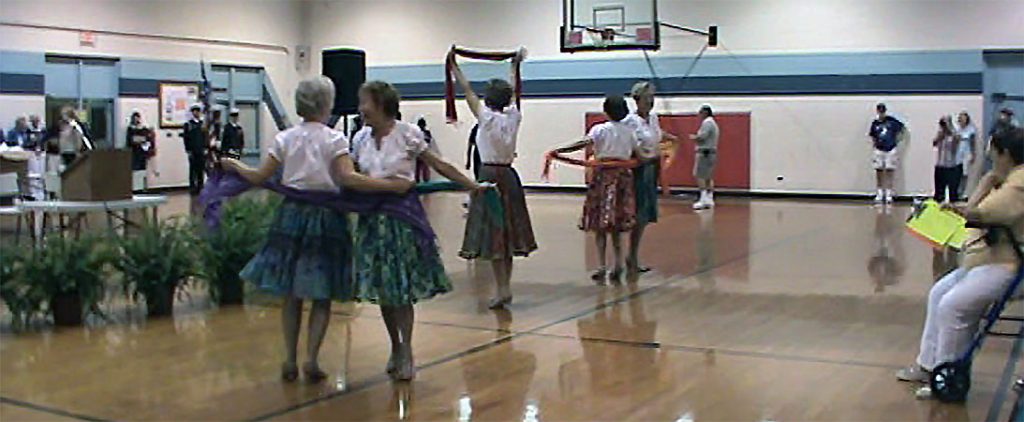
[199,169,438,251]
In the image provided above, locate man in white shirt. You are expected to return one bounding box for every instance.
[690,104,719,210]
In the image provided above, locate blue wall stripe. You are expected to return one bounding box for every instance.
[369,49,984,83]
[120,59,202,81]
[118,77,265,98]
[2,49,987,99]
[119,78,160,96]
[392,73,983,99]
[0,73,45,94]
[0,51,45,74]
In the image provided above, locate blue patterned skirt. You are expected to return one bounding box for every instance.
[351,214,452,306]
[633,162,659,226]
[240,200,353,300]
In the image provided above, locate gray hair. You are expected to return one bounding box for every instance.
[295,76,336,120]
[630,81,654,99]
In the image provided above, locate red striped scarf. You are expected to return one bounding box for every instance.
[445,47,522,123]
[541,151,639,181]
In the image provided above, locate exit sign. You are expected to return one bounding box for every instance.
[79,31,96,47]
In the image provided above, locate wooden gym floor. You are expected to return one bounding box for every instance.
[1,192,1021,421]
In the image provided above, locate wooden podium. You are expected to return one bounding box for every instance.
[61,150,132,201]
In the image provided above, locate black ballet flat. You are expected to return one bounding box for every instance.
[609,268,623,284]
[386,354,397,375]
[281,362,298,382]
[303,362,327,384]
[488,296,512,309]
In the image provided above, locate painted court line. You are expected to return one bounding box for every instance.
[0,396,111,422]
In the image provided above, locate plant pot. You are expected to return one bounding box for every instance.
[147,284,177,317]
[51,292,83,326]
[218,275,245,305]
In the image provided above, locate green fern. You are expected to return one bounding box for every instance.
[1,245,39,328]
[12,235,115,324]
[199,194,277,302]
[116,219,200,310]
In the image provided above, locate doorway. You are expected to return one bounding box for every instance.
[214,100,260,166]
[45,97,115,149]
[983,50,1024,133]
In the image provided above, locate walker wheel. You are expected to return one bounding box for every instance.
[931,362,971,402]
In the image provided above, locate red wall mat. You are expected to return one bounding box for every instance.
[585,112,751,189]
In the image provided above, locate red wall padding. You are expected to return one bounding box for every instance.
[584,112,751,189]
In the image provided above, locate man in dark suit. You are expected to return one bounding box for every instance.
[26,114,46,150]
[181,104,206,195]
[220,107,244,158]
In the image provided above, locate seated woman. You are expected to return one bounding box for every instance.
[897,128,1024,399]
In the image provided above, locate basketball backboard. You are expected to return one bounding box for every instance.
[561,0,659,52]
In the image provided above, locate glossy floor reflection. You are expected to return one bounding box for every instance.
[1,192,1020,421]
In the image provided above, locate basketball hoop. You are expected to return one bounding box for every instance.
[561,0,662,52]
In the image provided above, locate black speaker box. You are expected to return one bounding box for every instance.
[322,48,366,115]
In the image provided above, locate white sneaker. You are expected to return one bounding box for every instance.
[874,190,885,204]
[885,190,895,204]
[693,199,714,210]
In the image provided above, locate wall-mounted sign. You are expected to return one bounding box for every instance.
[158,82,199,128]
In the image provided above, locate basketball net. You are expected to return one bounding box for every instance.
[591,27,616,48]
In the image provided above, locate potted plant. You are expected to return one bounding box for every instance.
[200,195,277,305]
[1,246,42,328]
[117,219,199,317]
[13,236,113,326]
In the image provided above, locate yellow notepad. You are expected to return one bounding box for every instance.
[906,199,968,249]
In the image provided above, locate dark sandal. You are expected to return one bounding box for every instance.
[303,362,327,384]
[281,362,299,382]
[386,354,397,375]
[609,267,623,284]
[392,352,416,382]
[488,296,512,309]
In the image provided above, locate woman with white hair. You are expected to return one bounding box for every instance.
[623,81,675,275]
[221,76,415,384]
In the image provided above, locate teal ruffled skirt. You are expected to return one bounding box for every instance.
[240,200,353,300]
[633,162,659,226]
[351,214,452,306]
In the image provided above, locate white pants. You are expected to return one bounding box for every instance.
[916,264,1016,370]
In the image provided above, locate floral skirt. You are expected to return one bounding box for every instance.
[351,214,452,306]
[460,164,538,260]
[580,167,637,232]
[240,200,353,300]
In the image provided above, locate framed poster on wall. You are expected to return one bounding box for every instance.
[158,82,199,128]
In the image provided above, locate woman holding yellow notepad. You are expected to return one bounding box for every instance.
[895,128,1024,400]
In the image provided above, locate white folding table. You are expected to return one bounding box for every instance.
[18,195,168,245]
